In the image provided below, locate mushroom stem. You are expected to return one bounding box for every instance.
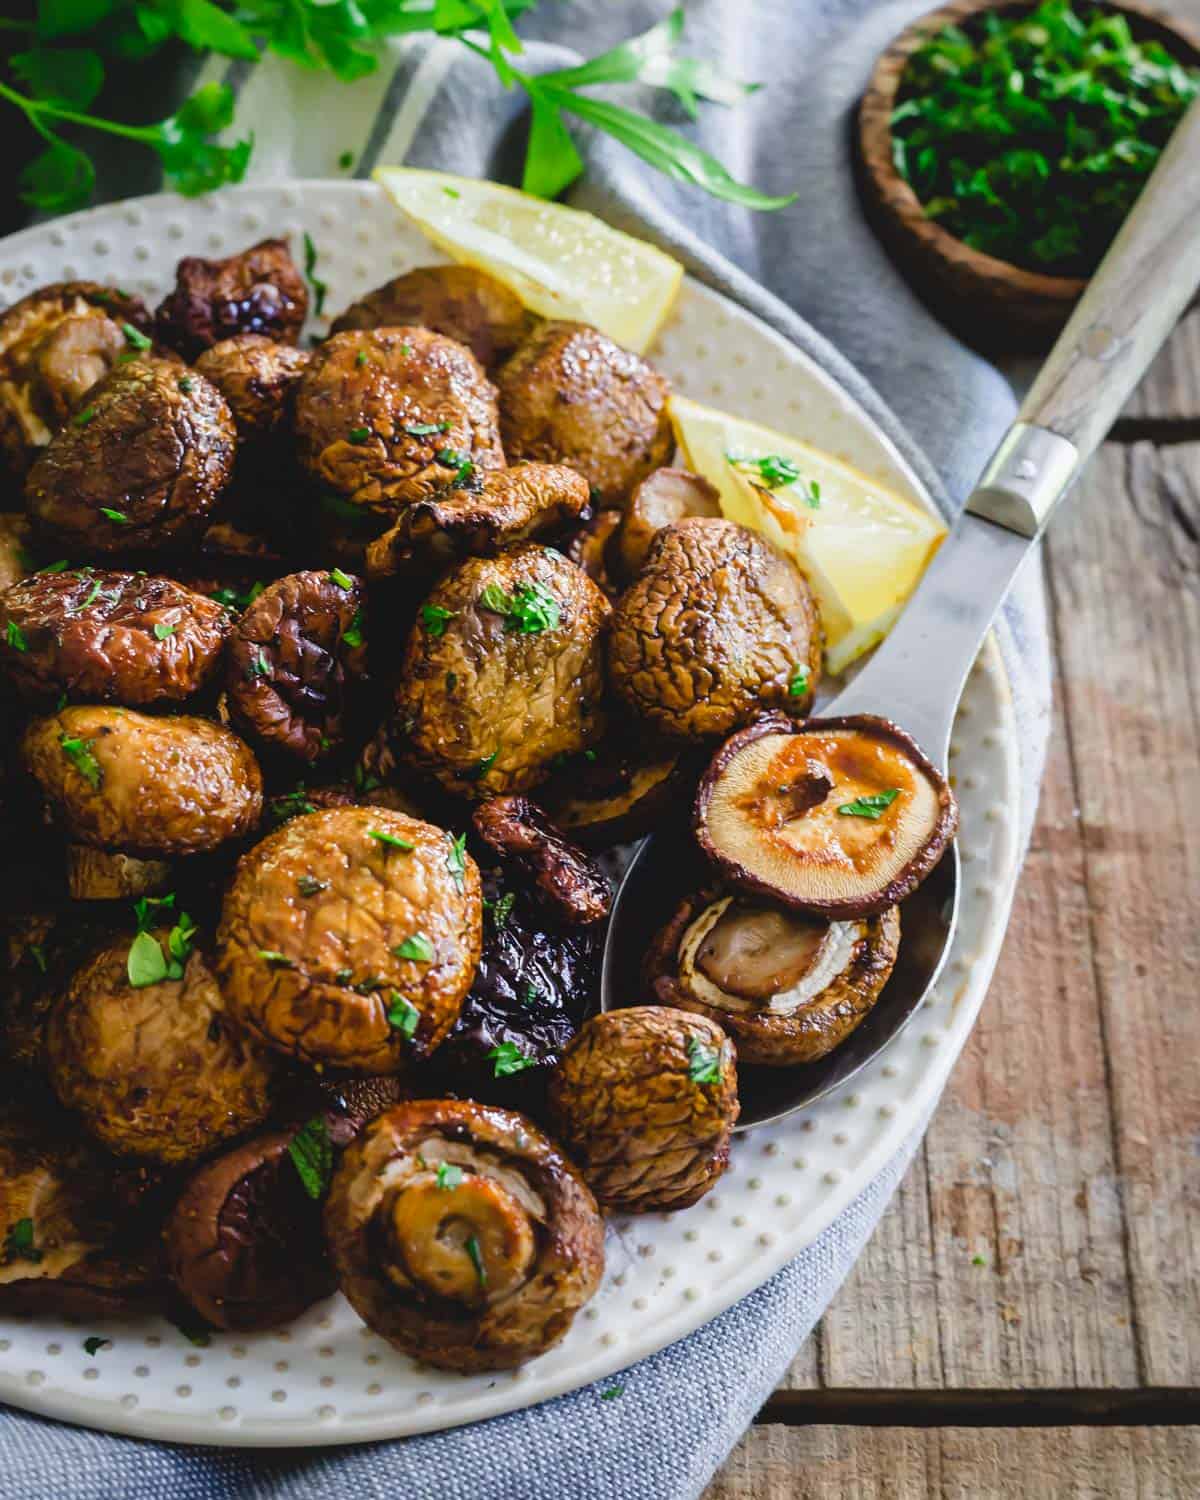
[66,845,171,901]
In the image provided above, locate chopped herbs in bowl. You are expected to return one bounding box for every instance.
[891,0,1200,277]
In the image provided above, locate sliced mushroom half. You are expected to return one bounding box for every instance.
[694,715,958,918]
[645,887,900,1065]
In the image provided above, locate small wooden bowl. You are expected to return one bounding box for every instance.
[857,0,1200,353]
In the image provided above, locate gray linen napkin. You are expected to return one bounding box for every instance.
[0,3,1051,1494]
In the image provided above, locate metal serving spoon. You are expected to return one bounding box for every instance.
[602,97,1200,1130]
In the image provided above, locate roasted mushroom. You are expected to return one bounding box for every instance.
[540,735,695,849]
[215,806,482,1072]
[645,888,900,1065]
[472,796,611,927]
[617,467,721,580]
[25,359,236,554]
[225,569,367,762]
[0,1234,167,1318]
[155,238,307,358]
[1,905,116,1071]
[325,1099,605,1371]
[392,543,609,799]
[331,265,533,370]
[693,715,959,917]
[0,281,152,487]
[609,518,821,739]
[365,462,589,581]
[0,512,31,591]
[293,327,505,522]
[547,1007,739,1212]
[21,705,263,857]
[497,321,672,506]
[194,335,309,445]
[562,506,623,601]
[0,569,230,707]
[46,933,278,1165]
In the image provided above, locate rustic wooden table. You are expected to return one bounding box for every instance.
[703,296,1200,1497]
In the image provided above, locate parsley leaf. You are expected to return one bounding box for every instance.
[446,832,468,892]
[837,790,901,820]
[5,620,27,652]
[465,1233,487,1287]
[479,580,560,634]
[687,1035,722,1085]
[153,621,176,640]
[393,933,434,963]
[83,1336,111,1355]
[329,567,355,590]
[489,1040,536,1077]
[288,1116,333,1200]
[368,829,414,852]
[303,231,328,317]
[421,603,456,637]
[485,890,516,928]
[122,321,152,351]
[435,1161,464,1191]
[342,608,364,648]
[3,1217,41,1265]
[788,665,809,697]
[727,452,801,490]
[386,991,420,1037]
[60,732,102,789]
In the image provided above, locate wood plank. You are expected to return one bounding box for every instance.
[1121,310,1200,425]
[703,1424,1200,1500]
[1045,441,1200,1387]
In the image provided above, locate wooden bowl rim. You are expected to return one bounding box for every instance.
[858,0,1200,302]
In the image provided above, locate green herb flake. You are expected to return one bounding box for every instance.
[435,1161,464,1191]
[972,1253,988,1267]
[489,1040,536,1077]
[402,421,449,437]
[342,609,364,649]
[600,1383,625,1401]
[26,943,47,974]
[153,621,176,640]
[73,405,98,427]
[399,342,414,357]
[837,789,901,820]
[466,750,499,783]
[258,949,294,967]
[38,559,69,574]
[329,567,355,590]
[334,967,353,985]
[787,665,809,698]
[443,186,461,199]
[355,349,368,367]
[478,580,560,635]
[368,829,414,852]
[393,933,434,963]
[3,1217,41,1265]
[5,620,27,652]
[446,832,468,892]
[435,447,474,486]
[178,377,194,393]
[348,426,371,444]
[127,930,168,988]
[99,507,128,524]
[60,733,102,789]
[297,875,327,897]
[83,1336,112,1355]
[727,452,801,490]
[339,150,354,169]
[270,788,316,825]
[122,321,152,351]
[303,232,328,318]
[520,981,539,1008]
[687,1035,722,1085]
[288,1116,334,1200]
[486,890,516,929]
[421,604,456,637]
[386,991,420,1037]
[445,671,457,692]
[133,892,176,932]
[465,1232,487,1286]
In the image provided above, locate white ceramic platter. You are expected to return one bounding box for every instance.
[0,181,1020,1445]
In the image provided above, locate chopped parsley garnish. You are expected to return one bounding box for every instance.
[788,665,809,697]
[3,1217,41,1265]
[445,671,457,692]
[246,649,271,679]
[303,232,328,317]
[25,943,47,973]
[435,447,473,486]
[393,933,434,963]
[60,733,102,789]
[489,1040,536,1077]
[83,1337,111,1355]
[520,981,539,1008]
[296,875,327,897]
[386,991,420,1037]
[334,967,353,985]
[600,1383,625,1400]
[39,559,69,574]
[133,892,176,932]
[73,405,98,426]
[269,787,316,825]
[76,578,104,612]
[368,828,414,852]
[435,1161,464,1191]
[329,567,355,590]
[288,1116,333,1200]
[727,452,800,490]
[465,1233,487,1286]
[5,620,27,652]
[399,342,414,357]
[99,507,128,524]
[403,421,449,437]
[478,581,561,634]
[210,580,264,613]
[127,910,196,987]
[122,321,152,351]
[153,621,176,640]
[446,832,468,892]
[687,1035,722,1085]
[485,890,516,928]
[339,150,354,169]
[802,479,821,509]
[443,186,461,199]
[421,604,456,636]
[837,789,901,820]
[343,609,364,648]
[466,750,499,782]
[347,426,371,444]
[178,377,194,393]
[258,949,294,966]
[353,763,381,794]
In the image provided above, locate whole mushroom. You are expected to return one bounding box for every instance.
[155,238,307,358]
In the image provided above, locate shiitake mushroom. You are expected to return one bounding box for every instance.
[472,796,611,928]
[617,467,721,580]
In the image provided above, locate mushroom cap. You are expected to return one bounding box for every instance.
[24,358,236,554]
[608,517,821,739]
[293,327,505,519]
[330,265,534,370]
[547,1006,739,1212]
[393,542,610,799]
[693,714,959,918]
[618,466,721,580]
[165,1129,336,1330]
[472,796,612,927]
[497,320,672,507]
[0,568,231,706]
[0,1235,167,1318]
[20,705,264,856]
[324,1098,604,1372]
[645,886,901,1066]
[215,806,482,1072]
[193,334,309,443]
[365,461,589,580]
[46,937,278,1165]
[154,237,307,358]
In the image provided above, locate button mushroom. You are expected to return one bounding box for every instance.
[25,359,237,555]
[617,466,721,580]
[608,517,821,739]
[392,542,609,799]
[324,1099,605,1372]
[497,321,672,506]
[693,714,959,918]
[364,462,589,581]
[215,806,482,1073]
[547,1007,739,1213]
[46,932,278,1166]
[645,887,901,1065]
[154,238,307,358]
[331,265,534,370]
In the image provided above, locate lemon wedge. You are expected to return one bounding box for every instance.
[669,395,947,675]
[373,167,683,354]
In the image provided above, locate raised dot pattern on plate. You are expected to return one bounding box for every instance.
[0,181,1020,1448]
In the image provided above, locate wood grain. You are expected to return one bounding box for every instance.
[1121,310,1200,424]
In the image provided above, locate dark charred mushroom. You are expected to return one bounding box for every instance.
[155,238,307,358]
[645,887,901,1065]
[24,359,236,555]
[392,543,609,799]
[617,467,721,580]
[540,735,695,849]
[693,715,959,918]
[325,1099,604,1371]
[497,321,671,507]
[0,513,31,592]
[46,935,278,1165]
[215,806,482,1072]
[225,569,367,763]
[331,265,533,370]
[609,517,821,740]
[0,569,230,707]
[547,1007,739,1213]
[0,1234,167,1318]
[472,796,611,926]
[365,462,589,581]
